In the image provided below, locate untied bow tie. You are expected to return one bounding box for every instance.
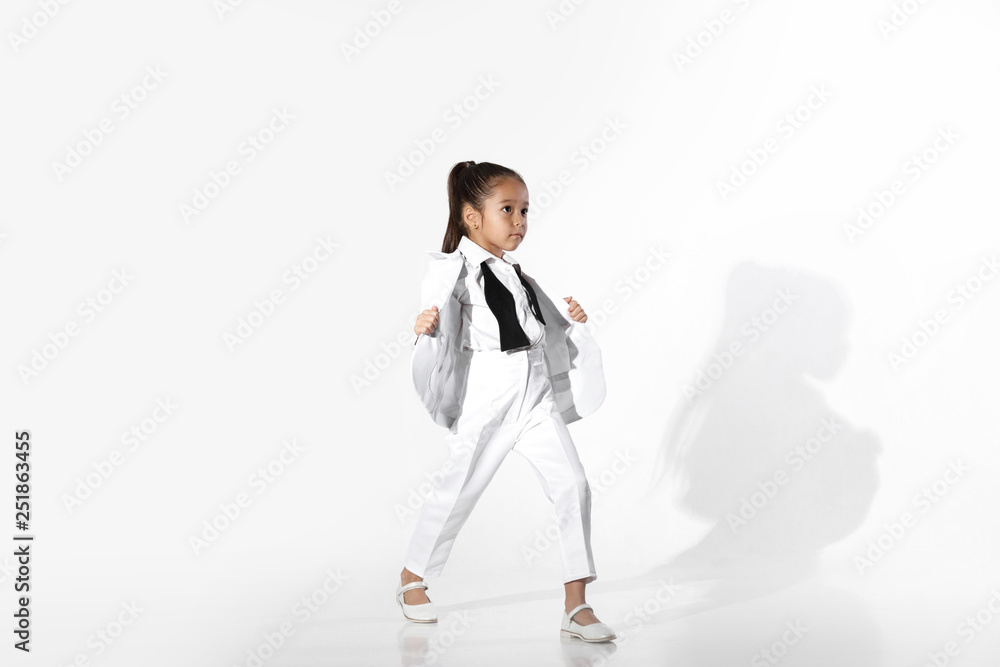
[480,260,546,352]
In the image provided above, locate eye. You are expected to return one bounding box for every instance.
[502,205,512,213]
[522,208,529,216]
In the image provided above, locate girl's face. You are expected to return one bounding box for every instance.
[464,178,529,258]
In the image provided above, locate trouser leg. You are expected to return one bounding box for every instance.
[404,353,521,579]
[404,422,514,578]
[511,390,597,585]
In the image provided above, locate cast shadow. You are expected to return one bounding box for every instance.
[640,259,883,602]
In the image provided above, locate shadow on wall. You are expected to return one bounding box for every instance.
[645,260,883,583]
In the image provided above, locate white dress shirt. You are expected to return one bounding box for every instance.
[454,235,545,352]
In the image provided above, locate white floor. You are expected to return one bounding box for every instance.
[252,560,999,666]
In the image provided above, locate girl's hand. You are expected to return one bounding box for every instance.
[414,305,439,335]
[563,296,588,323]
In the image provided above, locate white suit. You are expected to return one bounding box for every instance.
[405,239,607,585]
[410,245,607,431]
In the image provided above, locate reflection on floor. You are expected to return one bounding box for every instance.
[261,557,996,666]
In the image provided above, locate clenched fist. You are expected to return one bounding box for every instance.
[563,296,588,323]
[414,305,439,336]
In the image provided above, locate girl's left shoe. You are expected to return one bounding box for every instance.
[560,603,616,642]
[396,580,438,623]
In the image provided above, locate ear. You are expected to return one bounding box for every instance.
[463,204,480,229]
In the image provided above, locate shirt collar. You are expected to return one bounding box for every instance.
[457,235,520,270]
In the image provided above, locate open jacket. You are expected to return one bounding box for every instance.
[411,246,607,432]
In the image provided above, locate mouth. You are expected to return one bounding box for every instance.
[511,233,523,238]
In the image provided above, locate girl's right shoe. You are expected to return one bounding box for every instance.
[396,580,438,623]
[560,603,616,642]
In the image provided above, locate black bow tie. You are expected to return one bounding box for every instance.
[480,260,546,351]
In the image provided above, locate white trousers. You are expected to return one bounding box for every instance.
[404,346,597,585]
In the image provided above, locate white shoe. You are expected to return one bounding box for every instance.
[560,603,616,642]
[396,580,438,623]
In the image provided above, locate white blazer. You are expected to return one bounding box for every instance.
[411,247,607,431]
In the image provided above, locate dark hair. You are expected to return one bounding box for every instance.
[441,161,525,253]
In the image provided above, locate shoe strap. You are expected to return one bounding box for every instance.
[566,603,592,621]
[399,581,428,594]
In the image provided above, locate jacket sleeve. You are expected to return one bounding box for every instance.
[560,319,607,422]
[528,275,607,424]
[410,256,467,430]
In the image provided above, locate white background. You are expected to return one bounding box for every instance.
[2,0,999,664]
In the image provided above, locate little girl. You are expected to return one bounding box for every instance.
[396,160,616,643]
